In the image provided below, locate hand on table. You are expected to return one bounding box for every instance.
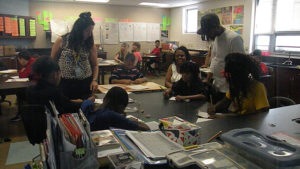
[133,79,143,84]
[123,79,133,85]
[163,88,172,98]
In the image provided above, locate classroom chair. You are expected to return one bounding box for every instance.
[269,96,296,109]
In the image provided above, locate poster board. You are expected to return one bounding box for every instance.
[133,23,147,41]
[119,22,134,42]
[50,19,68,43]
[146,23,160,42]
[101,22,118,44]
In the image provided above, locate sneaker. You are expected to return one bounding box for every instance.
[10,116,21,122]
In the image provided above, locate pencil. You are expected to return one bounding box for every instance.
[207,131,222,143]
[210,95,213,105]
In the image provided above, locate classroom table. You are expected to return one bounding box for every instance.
[0,73,34,114]
[142,55,161,74]
[98,60,120,84]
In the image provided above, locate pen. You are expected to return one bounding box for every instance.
[207,131,222,143]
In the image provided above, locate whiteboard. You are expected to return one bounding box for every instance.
[50,19,68,43]
[119,22,134,42]
[101,22,119,44]
[133,23,147,41]
[93,22,101,44]
[147,23,160,42]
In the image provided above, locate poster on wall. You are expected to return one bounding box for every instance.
[230,25,243,35]
[119,22,134,42]
[93,22,101,44]
[133,23,147,41]
[221,7,232,25]
[50,19,68,43]
[211,8,222,23]
[101,22,119,44]
[161,30,168,42]
[233,5,244,24]
[146,23,160,42]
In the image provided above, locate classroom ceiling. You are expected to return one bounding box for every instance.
[32,0,206,8]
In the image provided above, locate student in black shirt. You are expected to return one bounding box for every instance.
[164,62,207,101]
[26,56,94,114]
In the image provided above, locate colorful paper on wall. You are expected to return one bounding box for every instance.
[37,14,43,25]
[4,17,12,34]
[119,19,132,22]
[230,25,243,35]
[44,21,49,31]
[104,18,117,23]
[10,17,19,36]
[233,5,244,24]
[93,17,103,22]
[43,10,48,24]
[29,19,36,36]
[0,17,4,32]
[221,6,232,25]
[19,18,26,36]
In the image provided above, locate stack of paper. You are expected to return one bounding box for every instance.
[5,78,29,82]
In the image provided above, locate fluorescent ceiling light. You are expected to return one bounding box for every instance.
[75,0,110,3]
[139,2,170,8]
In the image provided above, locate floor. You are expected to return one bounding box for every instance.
[0,73,165,169]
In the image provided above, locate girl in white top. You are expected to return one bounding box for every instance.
[165,46,191,88]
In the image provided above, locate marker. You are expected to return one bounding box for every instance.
[184,145,199,150]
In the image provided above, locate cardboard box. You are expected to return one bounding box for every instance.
[159,116,201,147]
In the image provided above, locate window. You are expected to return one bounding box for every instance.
[184,8,198,33]
[254,0,300,54]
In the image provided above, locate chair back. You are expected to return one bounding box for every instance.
[269,96,296,108]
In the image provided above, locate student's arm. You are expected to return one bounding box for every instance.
[207,97,231,115]
[19,65,32,78]
[114,53,124,64]
[201,49,211,68]
[175,94,206,101]
[89,45,99,93]
[165,65,173,88]
[128,118,150,131]
[133,78,147,84]
[133,53,139,67]
[50,37,62,60]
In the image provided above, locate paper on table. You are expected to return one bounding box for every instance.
[0,69,17,74]
[196,118,212,123]
[101,84,119,90]
[5,78,29,82]
[169,97,176,101]
[198,111,210,118]
[98,146,124,158]
[10,76,19,79]
[146,121,159,131]
[127,85,148,90]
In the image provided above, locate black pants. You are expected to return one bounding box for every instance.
[60,77,92,100]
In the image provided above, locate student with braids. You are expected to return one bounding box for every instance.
[207,53,269,117]
[51,12,98,100]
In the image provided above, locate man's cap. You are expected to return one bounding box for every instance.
[197,13,220,35]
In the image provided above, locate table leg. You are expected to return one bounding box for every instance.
[101,70,105,85]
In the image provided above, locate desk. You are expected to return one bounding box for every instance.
[98,82,163,93]
[142,55,161,74]
[98,60,120,84]
[0,73,34,114]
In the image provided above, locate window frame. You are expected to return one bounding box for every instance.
[253,0,300,55]
[184,7,198,34]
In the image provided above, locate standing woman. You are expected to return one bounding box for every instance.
[165,46,190,88]
[51,12,98,99]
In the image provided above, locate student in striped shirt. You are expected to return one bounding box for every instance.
[110,53,147,84]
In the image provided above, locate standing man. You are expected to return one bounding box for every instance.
[197,13,244,103]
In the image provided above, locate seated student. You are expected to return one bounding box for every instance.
[250,49,268,75]
[145,40,161,73]
[81,87,150,131]
[17,51,36,79]
[164,62,207,101]
[110,53,147,85]
[27,56,94,114]
[207,53,269,117]
[165,46,191,88]
[132,42,142,67]
[114,42,130,64]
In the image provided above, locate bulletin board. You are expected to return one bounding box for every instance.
[0,14,36,39]
[198,5,244,35]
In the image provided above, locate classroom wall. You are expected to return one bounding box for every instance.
[0,0,32,48]
[28,1,170,59]
[169,0,254,52]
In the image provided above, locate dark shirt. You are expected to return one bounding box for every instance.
[26,79,81,114]
[172,78,208,99]
[81,100,139,131]
[109,66,144,83]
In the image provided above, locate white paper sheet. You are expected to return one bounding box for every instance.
[196,118,212,123]
[119,22,134,42]
[133,23,147,41]
[0,69,17,74]
[127,85,148,90]
[147,23,160,42]
[50,19,68,43]
[198,111,210,118]
[94,99,103,104]
[10,76,19,79]
[101,22,119,44]
[146,121,160,131]
[5,78,29,82]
